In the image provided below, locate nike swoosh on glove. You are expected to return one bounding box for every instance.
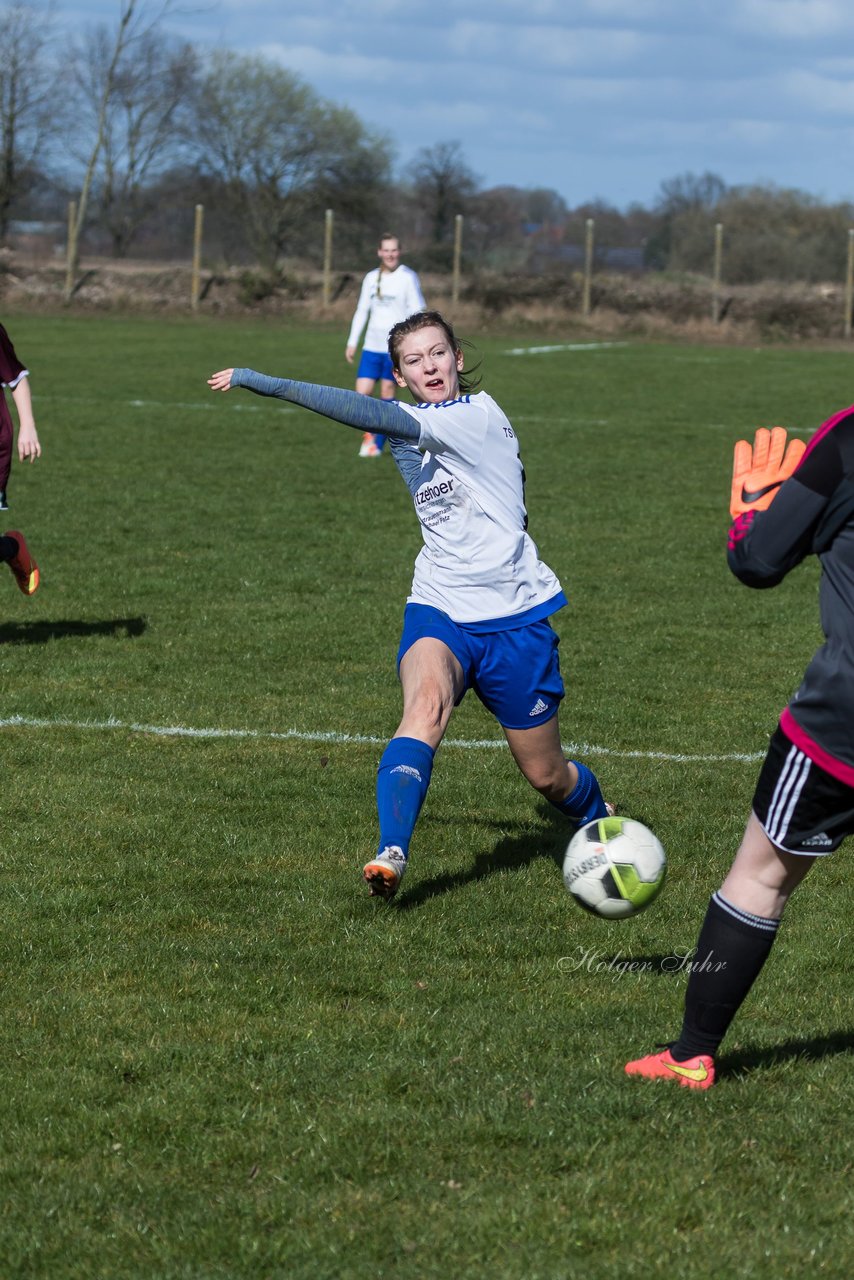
[730,425,806,519]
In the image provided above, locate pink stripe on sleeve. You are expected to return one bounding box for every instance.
[801,404,854,462]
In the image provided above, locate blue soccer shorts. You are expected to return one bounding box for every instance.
[357,348,395,383]
[397,603,565,730]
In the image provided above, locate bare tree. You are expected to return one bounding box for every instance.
[86,28,197,256]
[64,0,179,295]
[407,141,479,246]
[645,171,728,270]
[0,1,61,241]
[656,171,728,217]
[187,51,392,270]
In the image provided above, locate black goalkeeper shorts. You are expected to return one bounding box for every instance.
[753,725,854,855]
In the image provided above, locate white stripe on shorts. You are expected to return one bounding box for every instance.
[766,744,811,844]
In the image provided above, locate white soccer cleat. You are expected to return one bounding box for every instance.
[363,846,408,900]
[358,432,382,458]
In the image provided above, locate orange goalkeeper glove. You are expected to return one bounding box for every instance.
[730,426,806,519]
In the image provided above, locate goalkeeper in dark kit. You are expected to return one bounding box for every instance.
[626,414,854,1088]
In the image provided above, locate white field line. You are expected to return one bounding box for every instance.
[513,418,815,436]
[0,714,764,764]
[35,395,292,413]
[704,422,815,436]
[502,342,629,356]
[36,399,812,438]
[129,400,293,412]
[513,416,610,426]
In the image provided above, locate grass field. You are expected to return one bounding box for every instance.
[1,312,852,1278]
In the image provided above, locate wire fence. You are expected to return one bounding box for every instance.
[21,203,854,337]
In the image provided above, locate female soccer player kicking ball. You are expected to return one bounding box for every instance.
[626,418,854,1088]
[209,310,609,900]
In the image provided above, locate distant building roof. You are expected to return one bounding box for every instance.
[9,220,64,236]
[531,244,646,271]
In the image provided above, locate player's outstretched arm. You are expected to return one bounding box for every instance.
[206,367,420,441]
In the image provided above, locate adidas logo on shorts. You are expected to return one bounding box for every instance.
[528,698,549,717]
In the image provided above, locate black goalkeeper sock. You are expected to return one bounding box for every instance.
[0,535,18,563]
[671,891,779,1060]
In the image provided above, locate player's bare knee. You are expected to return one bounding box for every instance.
[520,759,567,798]
[405,683,454,734]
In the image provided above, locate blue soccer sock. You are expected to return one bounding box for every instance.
[376,737,435,857]
[552,760,608,827]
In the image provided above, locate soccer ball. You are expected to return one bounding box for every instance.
[563,816,666,919]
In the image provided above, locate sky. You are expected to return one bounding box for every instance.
[60,0,854,210]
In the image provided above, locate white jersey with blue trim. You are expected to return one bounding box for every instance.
[346,265,426,354]
[396,391,564,624]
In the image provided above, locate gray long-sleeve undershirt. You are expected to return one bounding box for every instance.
[232,368,421,441]
[231,367,425,495]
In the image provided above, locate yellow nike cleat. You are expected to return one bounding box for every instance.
[624,1047,716,1090]
[4,530,39,595]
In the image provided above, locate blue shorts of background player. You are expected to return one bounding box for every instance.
[354,350,394,456]
[357,349,395,383]
[398,604,565,729]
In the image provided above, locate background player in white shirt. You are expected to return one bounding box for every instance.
[345,233,426,458]
[209,311,609,900]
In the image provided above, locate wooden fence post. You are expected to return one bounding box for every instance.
[64,201,77,301]
[845,228,854,339]
[582,218,594,317]
[712,222,724,323]
[322,209,334,307]
[190,204,204,311]
[452,214,463,306]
